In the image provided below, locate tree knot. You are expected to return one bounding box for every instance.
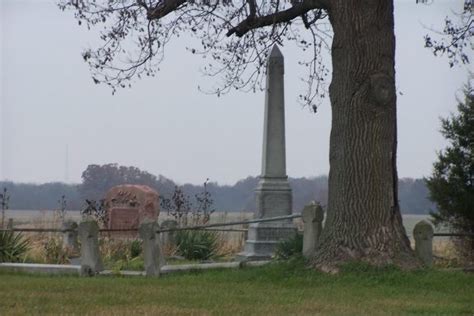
[369,73,395,107]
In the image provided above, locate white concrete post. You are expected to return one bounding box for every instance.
[413,220,434,267]
[160,219,178,249]
[62,220,79,253]
[78,219,103,276]
[6,218,13,230]
[302,202,324,259]
[139,220,165,276]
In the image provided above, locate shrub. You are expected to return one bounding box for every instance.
[100,238,130,263]
[100,238,145,271]
[160,180,216,227]
[0,231,30,262]
[81,199,108,227]
[426,81,474,263]
[43,237,70,264]
[130,239,142,258]
[176,230,218,260]
[275,233,303,260]
[111,256,144,272]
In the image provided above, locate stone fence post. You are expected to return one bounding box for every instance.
[302,202,324,259]
[139,220,165,277]
[160,219,178,249]
[62,220,79,253]
[78,219,103,276]
[413,220,434,267]
[6,218,13,230]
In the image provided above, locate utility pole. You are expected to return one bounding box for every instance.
[65,144,69,183]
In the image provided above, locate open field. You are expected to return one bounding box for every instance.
[1,260,473,315]
[4,210,252,226]
[5,210,435,236]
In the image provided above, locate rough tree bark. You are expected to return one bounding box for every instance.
[314,0,418,271]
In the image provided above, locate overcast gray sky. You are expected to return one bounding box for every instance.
[0,0,471,185]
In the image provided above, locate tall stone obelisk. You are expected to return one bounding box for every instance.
[239,45,296,260]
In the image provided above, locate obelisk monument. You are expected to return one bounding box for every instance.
[239,45,296,260]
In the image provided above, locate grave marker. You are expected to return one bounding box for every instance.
[239,45,297,260]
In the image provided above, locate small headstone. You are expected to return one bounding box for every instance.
[413,220,434,267]
[104,185,159,232]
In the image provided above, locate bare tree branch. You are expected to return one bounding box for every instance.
[226,0,328,37]
[147,0,188,19]
[59,0,331,108]
[423,0,473,67]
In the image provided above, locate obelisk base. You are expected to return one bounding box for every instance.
[237,177,297,261]
[237,223,297,261]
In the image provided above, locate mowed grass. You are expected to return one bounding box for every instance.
[1,260,473,315]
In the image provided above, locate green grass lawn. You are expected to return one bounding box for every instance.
[1,260,473,315]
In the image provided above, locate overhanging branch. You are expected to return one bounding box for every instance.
[247,0,257,17]
[226,0,329,37]
[147,0,188,20]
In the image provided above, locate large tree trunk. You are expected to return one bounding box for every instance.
[314,0,419,271]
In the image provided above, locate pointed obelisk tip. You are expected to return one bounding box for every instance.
[269,44,283,59]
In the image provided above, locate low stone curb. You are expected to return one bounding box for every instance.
[0,260,271,276]
[0,263,81,275]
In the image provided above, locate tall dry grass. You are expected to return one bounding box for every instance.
[11,210,471,267]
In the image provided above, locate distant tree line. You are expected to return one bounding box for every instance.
[0,182,82,211]
[1,163,436,214]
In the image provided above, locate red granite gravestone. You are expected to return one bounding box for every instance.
[109,207,139,230]
[104,185,159,232]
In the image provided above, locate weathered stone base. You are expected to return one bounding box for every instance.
[237,223,297,261]
[237,176,296,261]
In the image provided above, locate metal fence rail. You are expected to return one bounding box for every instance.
[0,228,69,233]
[0,214,301,234]
[3,216,473,237]
[156,214,301,233]
[433,233,474,237]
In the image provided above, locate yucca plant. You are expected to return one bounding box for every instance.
[176,230,218,261]
[0,231,30,262]
[130,239,142,258]
[275,233,303,260]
